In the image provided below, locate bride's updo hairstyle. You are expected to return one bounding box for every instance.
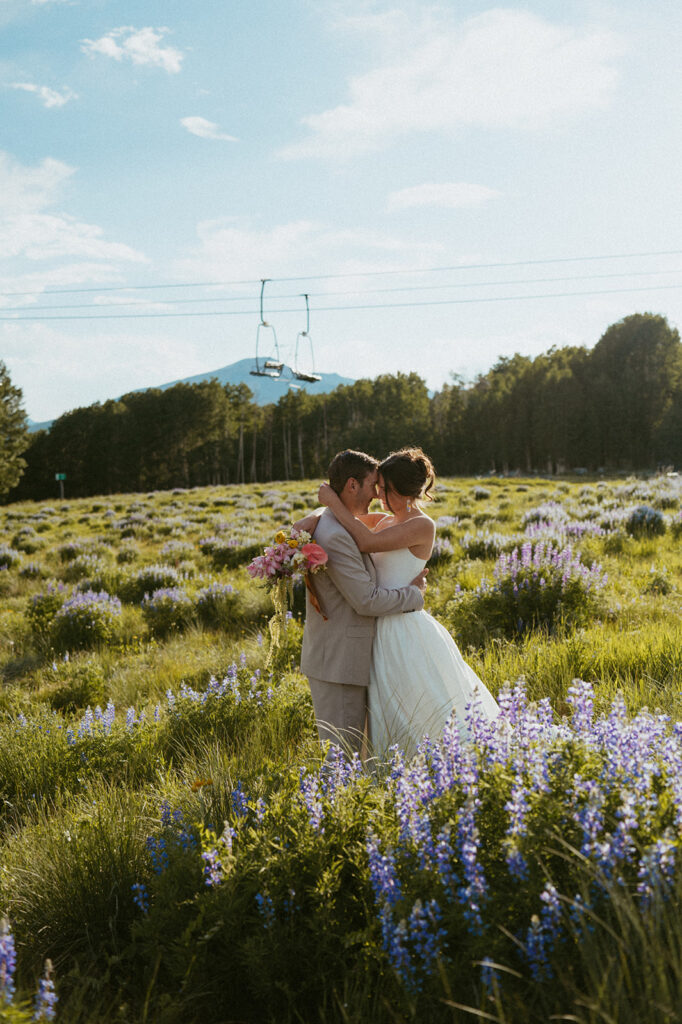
[378,447,436,511]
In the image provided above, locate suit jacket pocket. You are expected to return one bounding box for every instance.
[345,625,373,638]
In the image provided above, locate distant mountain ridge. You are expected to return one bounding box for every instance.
[27,357,355,432]
[149,357,354,404]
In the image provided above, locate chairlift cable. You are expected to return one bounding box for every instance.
[4,267,681,314]
[1,247,681,298]
[1,281,681,322]
[250,279,284,379]
[293,294,321,383]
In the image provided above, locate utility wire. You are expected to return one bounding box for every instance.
[3,267,681,314]
[1,247,681,298]
[1,282,680,322]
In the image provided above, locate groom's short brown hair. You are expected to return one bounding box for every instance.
[328,449,378,495]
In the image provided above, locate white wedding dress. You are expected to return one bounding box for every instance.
[369,548,500,757]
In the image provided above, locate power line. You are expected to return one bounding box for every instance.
[3,267,681,314]
[1,247,681,298]
[1,282,680,322]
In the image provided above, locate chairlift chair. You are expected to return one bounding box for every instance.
[293,293,321,383]
[250,279,284,378]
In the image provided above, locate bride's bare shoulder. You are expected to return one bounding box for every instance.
[371,514,395,532]
[360,512,392,530]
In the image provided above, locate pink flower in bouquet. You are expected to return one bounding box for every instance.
[301,543,328,571]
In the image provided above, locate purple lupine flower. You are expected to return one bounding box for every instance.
[525,914,551,981]
[231,782,249,818]
[0,918,16,1004]
[379,905,414,991]
[637,832,677,907]
[366,834,402,908]
[255,892,276,927]
[146,835,169,874]
[435,826,458,900]
[456,749,487,934]
[33,959,57,1021]
[299,769,324,833]
[567,680,595,736]
[131,882,150,914]
[103,700,115,733]
[480,956,500,996]
[408,898,447,978]
[201,848,223,887]
[504,779,530,879]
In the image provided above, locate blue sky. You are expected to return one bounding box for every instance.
[1,0,681,421]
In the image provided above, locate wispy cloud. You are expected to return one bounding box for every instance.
[173,218,444,286]
[280,9,626,159]
[81,26,183,74]
[388,182,501,211]
[181,116,238,142]
[10,82,77,108]
[0,151,146,300]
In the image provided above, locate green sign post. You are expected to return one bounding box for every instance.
[55,472,66,500]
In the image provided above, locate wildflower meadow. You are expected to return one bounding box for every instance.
[0,474,681,1023]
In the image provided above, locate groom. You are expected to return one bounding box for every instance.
[300,449,427,755]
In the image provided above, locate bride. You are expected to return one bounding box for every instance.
[316,446,499,757]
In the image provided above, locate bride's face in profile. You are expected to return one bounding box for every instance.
[377,475,405,514]
[377,475,389,510]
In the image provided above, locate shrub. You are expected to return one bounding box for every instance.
[26,582,67,638]
[434,516,460,539]
[671,511,682,540]
[57,540,88,563]
[0,544,22,569]
[427,537,455,566]
[473,486,491,501]
[50,590,122,651]
[116,542,139,565]
[643,565,674,596]
[120,564,181,603]
[203,538,263,570]
[11,526,43,554]
[63,553,106,582]
[194,583,240,628]
[18,561,42,579]
[141,587,193,635]
[625,505,666,539]
[460,530,518,560]
[121,681,682,1024]
[447,540,607,645]
[160,540,195,564]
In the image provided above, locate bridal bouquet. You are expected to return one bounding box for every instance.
[247,529,327,662]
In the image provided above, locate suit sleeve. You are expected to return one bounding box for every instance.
[323,527,424,617]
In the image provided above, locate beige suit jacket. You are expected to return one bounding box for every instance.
[300,508,424,687]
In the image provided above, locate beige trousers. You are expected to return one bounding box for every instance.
[307,676,370,758]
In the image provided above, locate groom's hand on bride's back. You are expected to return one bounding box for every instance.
[410,567,428,594]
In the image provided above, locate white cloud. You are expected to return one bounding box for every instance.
[280,8,626,158]
[81,26,183,74]
[0,152,74,215]
[181,116,238,142]
[0,151,146,305]
[173,218,444,286]
[388,182,501,211]
[10,82,77,108]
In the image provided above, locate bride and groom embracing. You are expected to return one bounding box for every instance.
[295,447,499,759]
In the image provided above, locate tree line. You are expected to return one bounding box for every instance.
[4,313,682,502]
